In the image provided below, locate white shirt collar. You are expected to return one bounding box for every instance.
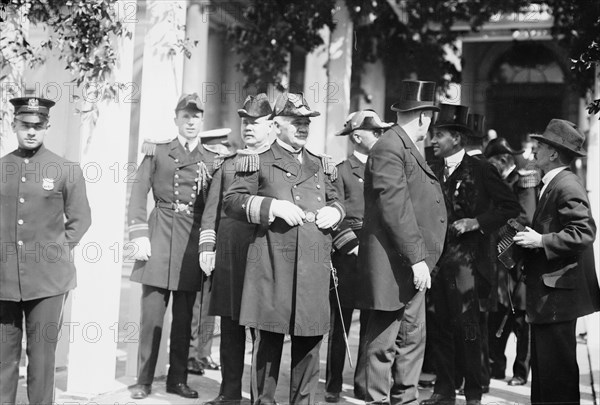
[276,138,303,162]
[444,149,465,176]
[466,149,482,156]
[540,166,568,199]
[353,150,368,164]
[177,135,199,151]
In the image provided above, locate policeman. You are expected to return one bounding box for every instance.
[223,92,345,404]
[199,93,273,405]
[324,110,391,403]
[127,93,217,399]
[1,97,92,404]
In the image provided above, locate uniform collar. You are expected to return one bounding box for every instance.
[177,134,199,151]
[16,144,44,158]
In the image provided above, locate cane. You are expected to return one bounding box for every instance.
[330,264,354,369]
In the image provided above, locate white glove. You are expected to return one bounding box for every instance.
[199,251,216,276]
[270,200,305,226]
[131,236,151,261]
[411,260,431,291]
[315,206,342,229]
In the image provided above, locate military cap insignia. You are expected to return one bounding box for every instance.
[140,138,174,156]
[28,98,40,110]
[319,154,337,181]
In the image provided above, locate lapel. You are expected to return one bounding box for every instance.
[392,126,437,180]
[168,139,205,167]
[271,141,302,179]
[348,154,365,180]
[298,149,320,184]
[532,168,570,225]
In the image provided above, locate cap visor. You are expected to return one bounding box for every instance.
[15,114,47,124]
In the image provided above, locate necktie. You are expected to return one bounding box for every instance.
[290,149,302,162]
[184,142,190,154]
[443,164,451,182]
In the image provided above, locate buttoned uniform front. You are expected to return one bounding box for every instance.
[0,145,91,404]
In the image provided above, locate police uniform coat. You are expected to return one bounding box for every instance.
[223,141,345,336]
[331,154,366,308]
[199,154,256,320]
[128,139,216,291]
[523,168,600,324]
[0,146,91,301]
[356,125,447,311]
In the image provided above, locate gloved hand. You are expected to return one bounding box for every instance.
[270,200,305,226]
[411,260,431,291]
[316,206,342,229]
[131,236,151,261]
[199,251,216,276]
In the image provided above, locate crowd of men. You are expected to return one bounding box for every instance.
[1,79,599,405]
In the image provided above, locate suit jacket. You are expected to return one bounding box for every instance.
[434,152,521,310]
[223,141,345,336]
[523,168,600,324]
[0,145,91,301]
[127,139,217,291]
[357,125,447,311]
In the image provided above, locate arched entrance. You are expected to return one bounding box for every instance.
[485,43,567,149]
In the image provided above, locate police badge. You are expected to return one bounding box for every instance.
[42,178,55,191]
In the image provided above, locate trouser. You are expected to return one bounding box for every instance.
[190,279,216,359]
[325,306,369,397]
[251,330,322,405]
[136,285,196,385]
[455,311,490,388]
[0,294,66,405]
[530,320,579,404]
[488,305,530,380]
[218,316,252,399]
[363,290,426,405]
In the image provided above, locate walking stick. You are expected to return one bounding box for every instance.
[330,263,354,369]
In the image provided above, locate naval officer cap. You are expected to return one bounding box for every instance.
[238,93,273,118]
[270,92,320,119]
[9,97,55,124]
[175,93,204,113]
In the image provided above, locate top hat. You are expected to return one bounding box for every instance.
[10,97,55,123]
[390,80,440,113]
[199,128,231,145]
[238,93,273,118]
[434,103,472,134]
[335,110,392,136]
[467,113,486,138]
[531,119,586,157]
[484,137,523,158]
[175,93,204,113]
[270,92,320,119]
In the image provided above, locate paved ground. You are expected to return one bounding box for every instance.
[15,275,599,405]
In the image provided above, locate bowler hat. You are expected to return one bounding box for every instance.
[467,113,486,138]
[531,119,586,157]
[238,93,273,118]
[390,80,440,113]
[484,137,523,158]
[10,97,55,123]
[434,104,472,134]
[175,93,204,113]
[335,110,392,136]
[271,92,320,118]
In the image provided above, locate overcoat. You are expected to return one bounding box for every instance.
[356,125,447,311]
[127,139,216,291]
[223,141,345,336]
[0,146,91,301]
[523,168,600,324]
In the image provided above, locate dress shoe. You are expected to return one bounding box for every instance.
[457,386,488,396]
[420,393,456,405]
[324,392,340,403]
[187,358,206,375]
[204,394,242,405]
[129,384,151,399]
[198,356,221,370]
[507,376,527,386]
[166,383,199,398]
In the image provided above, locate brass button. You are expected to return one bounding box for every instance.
[317,197,322,202]
[286,173,291,177]
[175,174,179,179]
[174,159,179,163]
[316,185,321,189]
[175,191,180,195]
[24,159,29,164]
[441,218,445,223]
[21,177,26,182]
[175,183,179,187]
[17,241,23,246]
[191,193,196,198]
[19,198,25,203]
[358,178,364,183]
[295,196,300,200]
[18,219,24,225]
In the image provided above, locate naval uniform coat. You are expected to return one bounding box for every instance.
[523,168,600,324]
[223,141,345,336]
[128,139,217,291]
[0,145,91,301]
[356,125,447,311]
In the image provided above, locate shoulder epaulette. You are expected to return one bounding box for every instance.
[517,169,541,188]
[319,154,338,181]
[213,152,236,172]
[141,138,173,156]
[235,149,262,173]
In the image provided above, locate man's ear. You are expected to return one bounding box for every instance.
[352,133,361,144]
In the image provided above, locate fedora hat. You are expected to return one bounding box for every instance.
[335,110,392,136]
[467,113,486,138]
[484,137,523,158]
[238,93,273,118]
[531,119,586,157]
[270,92,320,119]
[391,80,440,113]
[434,103,472,134]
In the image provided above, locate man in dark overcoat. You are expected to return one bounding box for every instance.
[324,110,391,403]
[356,80,447,405]
[127,94,217,399]
[424,104,520,405]
[1,97,91,404]
[223,92,345,404]
[198,93,273,405]
[514,119,600,404]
